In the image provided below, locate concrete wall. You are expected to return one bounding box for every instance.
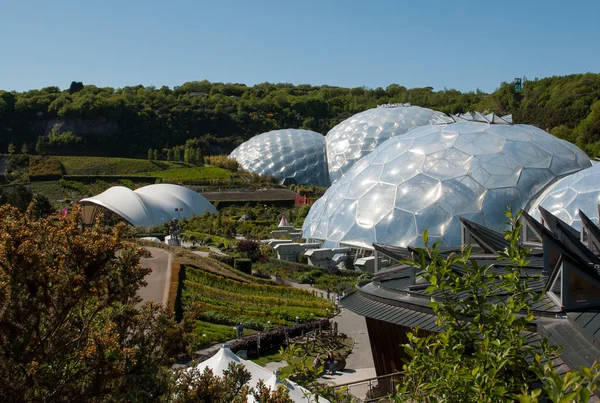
[304,247,350,268]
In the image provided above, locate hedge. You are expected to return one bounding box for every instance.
[228,319,330,357]
[212,199,295,209]
[234,258,252,274]
[62,174,156,182]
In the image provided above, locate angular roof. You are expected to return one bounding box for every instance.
[80,184,218,226]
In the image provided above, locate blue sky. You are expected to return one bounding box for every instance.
[1,0,598,93]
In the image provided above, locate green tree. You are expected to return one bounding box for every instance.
[153,149,158,160]
[2,184,33,213]
[0,205,202,401]
[174,148,181,162]
[35,136,47,155]
[393,210,600,402]
[167,148,173,161]
[68,81,84,94]
[148,148,153,160]
[27,193,54,218]
[20,142,27,154]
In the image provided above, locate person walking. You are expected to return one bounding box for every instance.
[327,351,336,375]
[236,323,244,339]
[313,355,322,372]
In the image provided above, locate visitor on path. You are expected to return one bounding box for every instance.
[327,351,336,375]
[313,355,322,372]
[236,323,244,339]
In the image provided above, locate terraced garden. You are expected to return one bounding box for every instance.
[183,266,330,331]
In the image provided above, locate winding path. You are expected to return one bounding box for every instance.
[138,246,173,305]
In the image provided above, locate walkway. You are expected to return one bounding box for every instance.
[138,246,173,305]
[269,279,377,399]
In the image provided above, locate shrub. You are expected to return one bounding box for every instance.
[297,273,314,285]
[228,320,330,357]
[203,155,239,171]
[234,258,252,275]
[237,239,263,262]
[209,253,235,267]
[309,269,323,278]
[252,270,271,280]
[28,155,64,179]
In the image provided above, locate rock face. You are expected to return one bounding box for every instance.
[43,118,120,137]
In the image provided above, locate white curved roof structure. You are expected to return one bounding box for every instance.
[80,184,218,226]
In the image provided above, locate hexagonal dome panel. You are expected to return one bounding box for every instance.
[304,119,591,248]
[528,163,600,230]
[230,129,328,187]
[325,104,448,184]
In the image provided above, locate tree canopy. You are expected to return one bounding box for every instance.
[0,206,291,402]
[2,73,600,159]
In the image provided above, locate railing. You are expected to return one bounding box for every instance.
[332,372,402,402]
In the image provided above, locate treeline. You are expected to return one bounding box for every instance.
[1,73,599,158]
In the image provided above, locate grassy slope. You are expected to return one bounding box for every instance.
[144,166,232,181]
[59,156,191,175]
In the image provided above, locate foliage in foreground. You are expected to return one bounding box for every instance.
[392,209,600,402]
[0,205,291,401]
[174,362,292,403]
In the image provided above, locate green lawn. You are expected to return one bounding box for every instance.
[193,320,257,348]
[59,156,190,175]
[145,166,233,181]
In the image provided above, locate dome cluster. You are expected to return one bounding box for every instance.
[302,115,591,248]
[229,129,328,187]
[229,106,595,249]
[80,184,218,227]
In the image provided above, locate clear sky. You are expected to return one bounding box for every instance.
[1,0,599,93]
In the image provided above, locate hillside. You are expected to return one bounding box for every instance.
[1,73,599,159]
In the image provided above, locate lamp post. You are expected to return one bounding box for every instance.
[175,207,183,220]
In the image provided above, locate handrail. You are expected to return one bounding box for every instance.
[332,371,401,389]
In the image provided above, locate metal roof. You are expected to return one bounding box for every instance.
[341,291,441,332]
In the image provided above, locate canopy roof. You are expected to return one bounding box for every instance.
[191,346,326,403]
[80,184,218,227]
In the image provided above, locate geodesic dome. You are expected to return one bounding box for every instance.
[528,162,600,230]
[325,104,448,184]
[303,113,591,248]
[230,129,328,187]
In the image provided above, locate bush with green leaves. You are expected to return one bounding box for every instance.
[392,209,600,402]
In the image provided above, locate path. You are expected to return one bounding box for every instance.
[272,279,376,399]
[138,246,173,305]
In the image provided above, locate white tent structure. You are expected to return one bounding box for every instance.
[191,346,327,403]
[140,236,161,243]
[279,215,290,227]
[79,184,218,226]
[259,374,325,403]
